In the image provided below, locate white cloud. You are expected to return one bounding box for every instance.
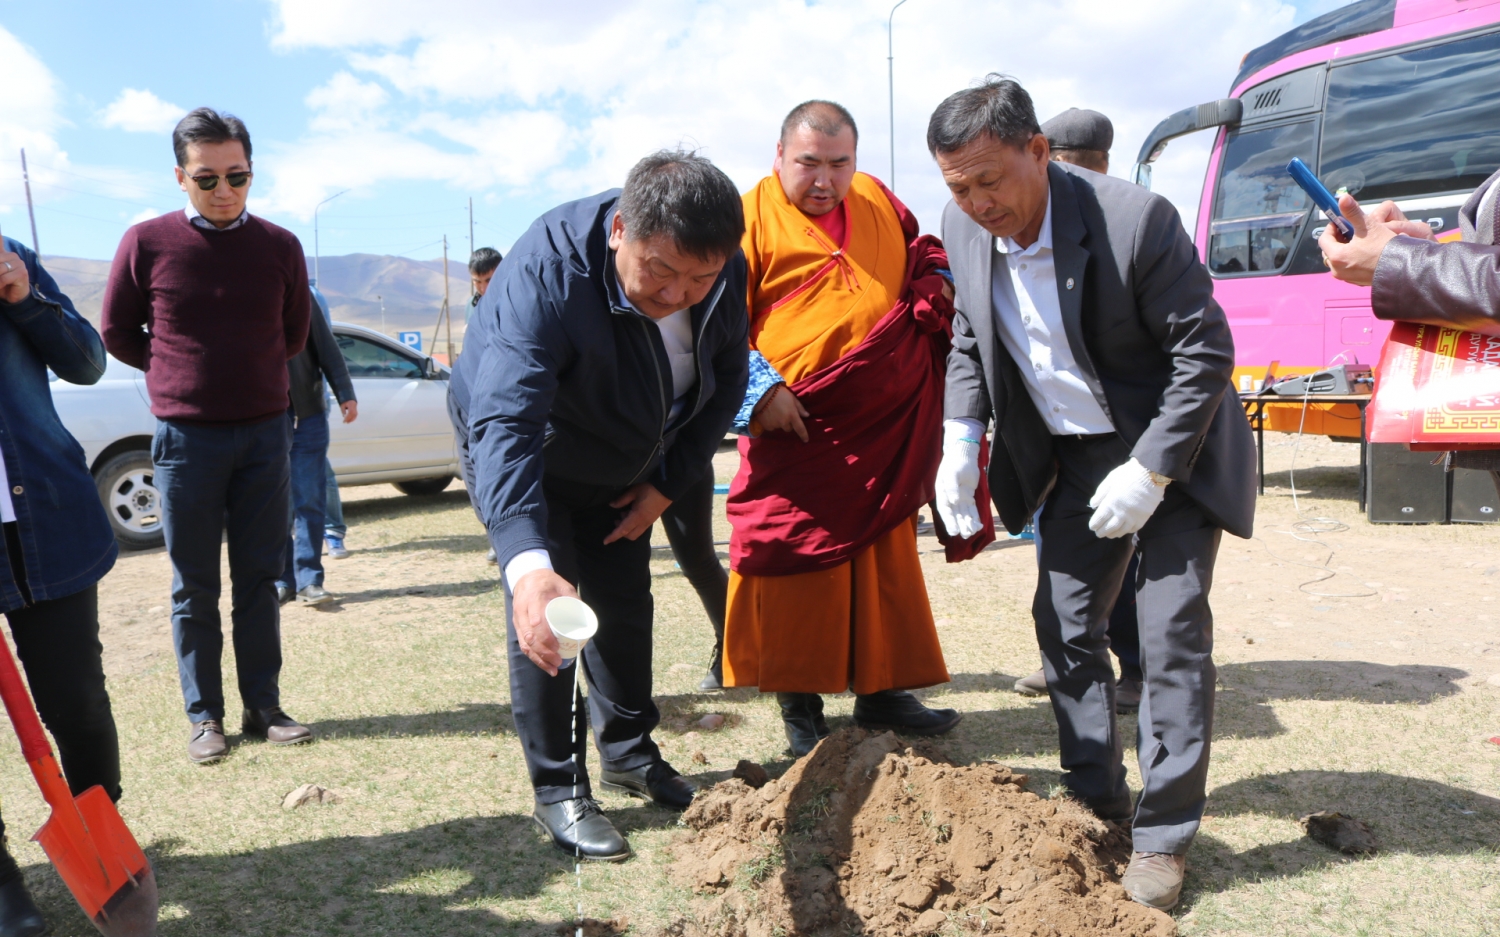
[129,208,166,225]
[0,26,70,231]
[305,72,390,132]
[100,88,187,134]
[263,0,1303,231]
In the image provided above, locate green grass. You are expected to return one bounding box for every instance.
[0,450,1494,935]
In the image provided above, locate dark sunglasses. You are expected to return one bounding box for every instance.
[189,171,252,191]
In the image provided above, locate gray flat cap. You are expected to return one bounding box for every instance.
[1041,108,1113,152]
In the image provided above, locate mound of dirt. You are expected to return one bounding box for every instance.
[669,728,1174,937]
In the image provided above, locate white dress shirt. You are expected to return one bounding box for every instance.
[184,206,249,230]
[983,193,1113,436]
[0,450,14,524]
[653,307,697,423]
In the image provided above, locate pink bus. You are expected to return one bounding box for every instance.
[1133,0,1500,438]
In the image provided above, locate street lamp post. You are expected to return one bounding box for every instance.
[313,185,351,281]
[887,0,912,193]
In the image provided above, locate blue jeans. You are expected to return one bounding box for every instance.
[279,412,330,592]
[324,460,346,539]
[152,416,291,722]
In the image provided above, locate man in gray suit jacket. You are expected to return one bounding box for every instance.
[926,76,1255,911]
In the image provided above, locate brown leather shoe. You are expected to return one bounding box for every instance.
[242,706,314,746]
[188,719,228,764]
[1122,851,1186,910]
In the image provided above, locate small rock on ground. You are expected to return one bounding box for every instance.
[282,784,341,810]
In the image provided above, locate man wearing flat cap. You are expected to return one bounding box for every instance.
[1042,108,1113,175]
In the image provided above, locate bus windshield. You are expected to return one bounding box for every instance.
[1209,120,1317,275]
[1320,29,1500,201]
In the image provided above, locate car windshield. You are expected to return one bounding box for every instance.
[1320,29,1500,201]
[1209,119,1317,275]
[338,335,424,379]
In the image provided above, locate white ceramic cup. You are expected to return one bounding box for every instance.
[545,596,599,665]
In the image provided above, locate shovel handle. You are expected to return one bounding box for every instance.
[0,632,53,763]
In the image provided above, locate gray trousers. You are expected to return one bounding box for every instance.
[1035,434,1221,855]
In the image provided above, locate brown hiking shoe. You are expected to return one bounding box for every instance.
[1014,667,1048,696]
[1122,851,1186,910]
[188,719,228,764]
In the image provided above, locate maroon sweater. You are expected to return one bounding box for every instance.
[102,211,311,424]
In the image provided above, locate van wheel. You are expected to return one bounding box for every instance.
[394,476,454,496]
[95,450,165,550]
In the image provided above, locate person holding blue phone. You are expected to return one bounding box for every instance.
[1319,166,1500,488]
[1321,163,1500,749]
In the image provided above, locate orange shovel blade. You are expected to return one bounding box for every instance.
[36,786,158,936]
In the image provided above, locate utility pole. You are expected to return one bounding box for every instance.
[887,0,910,193]
[312,188,350,286]
[468,197,474,258]
[377,294,385,335]
[431,235,453,362]
[20,149,40,254]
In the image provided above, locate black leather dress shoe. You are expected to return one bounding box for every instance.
[1082,790,1135,823]
[600,761,695,810]
[699,627,725,690]
[242,706,314,745]
[777,692,831,757]
[699,647,724,691]
[0,874,48,937]
[532,798,631,862]
[852,690,963,736]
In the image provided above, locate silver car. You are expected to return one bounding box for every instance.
[51,322,460,549]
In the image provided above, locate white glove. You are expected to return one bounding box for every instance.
[1087,458,1169,539]
[935,420,983,539]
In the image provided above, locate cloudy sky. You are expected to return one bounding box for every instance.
[0,0,1341,263]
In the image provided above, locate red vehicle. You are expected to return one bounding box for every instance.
[1133,0,1500,438]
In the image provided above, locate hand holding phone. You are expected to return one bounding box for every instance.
[1287,158,1354,243]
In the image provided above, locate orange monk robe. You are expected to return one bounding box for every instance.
[722,171,950,696]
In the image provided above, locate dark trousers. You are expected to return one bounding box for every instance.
[1,528,121,843]
[505,477,661,804]
[1108,554,1142,681]
[153,417,291,722]
[1034,434,1220,855]
[1036,516,1141,682]
[659,472,728,642]
[280,411,330,592]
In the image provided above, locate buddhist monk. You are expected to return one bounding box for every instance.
[723,101,977,755]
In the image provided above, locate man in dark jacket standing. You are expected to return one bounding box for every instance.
[277,283,357,606]
[102,108,314,764]
[450,150,749,861]
[0,234,124,937]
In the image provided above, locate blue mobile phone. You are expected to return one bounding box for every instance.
[1286,158,1354,243]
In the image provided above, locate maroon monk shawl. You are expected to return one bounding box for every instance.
[728,199,995,576]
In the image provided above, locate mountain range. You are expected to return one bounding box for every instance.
[40,252,474,354]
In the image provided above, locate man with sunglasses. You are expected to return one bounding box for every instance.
[102,108,314,765]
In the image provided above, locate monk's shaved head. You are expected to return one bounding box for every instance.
[780,100,859,148]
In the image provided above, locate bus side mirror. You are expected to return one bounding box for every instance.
[1132,98,1243,191]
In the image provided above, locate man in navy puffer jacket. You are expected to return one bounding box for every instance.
[451,150,748,861]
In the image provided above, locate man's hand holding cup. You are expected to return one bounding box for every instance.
[511,568,577,677]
